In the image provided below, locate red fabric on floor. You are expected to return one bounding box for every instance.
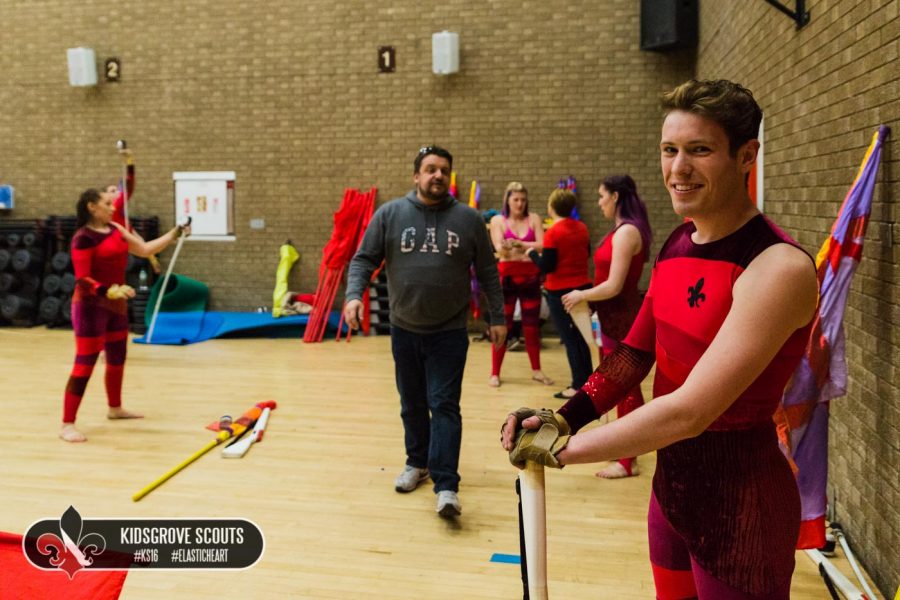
[0,532,127,600]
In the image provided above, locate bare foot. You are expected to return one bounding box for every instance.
[488,375,501,388]
[60,424,87,443]
[107,407,144,419]
[595,460,639,479]
[531,371,554,386]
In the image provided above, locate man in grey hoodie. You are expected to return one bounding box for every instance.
[343,146,506,517]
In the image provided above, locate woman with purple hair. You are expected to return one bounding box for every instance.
[562,174,652,478]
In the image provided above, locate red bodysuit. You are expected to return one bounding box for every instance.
[492,218,543,375]
[63,227,131,423]
[590,225,648,474]
[560,214,813,597]
[589,225,644,342]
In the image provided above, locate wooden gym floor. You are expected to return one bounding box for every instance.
[0,328,883,598]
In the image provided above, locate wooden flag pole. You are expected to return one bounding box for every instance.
[519,461,548,599]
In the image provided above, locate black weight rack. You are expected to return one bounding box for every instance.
[368,270,391,335]
[1,215,162,330]
[39,215,78,328]
[0,218,48,327]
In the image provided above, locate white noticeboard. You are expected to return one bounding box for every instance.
[173,171,236,240]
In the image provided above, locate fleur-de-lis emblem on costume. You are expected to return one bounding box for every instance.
[35,506,106,579]
[688,277,706,308]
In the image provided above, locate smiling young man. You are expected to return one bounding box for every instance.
[501,80,818,598]
[345,146,506,518]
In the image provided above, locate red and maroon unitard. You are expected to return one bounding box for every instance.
[589,225,647,474]
[491,218,543,377]
[559,215,813,599]
[63,227,130,424]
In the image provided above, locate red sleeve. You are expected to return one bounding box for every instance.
[557,273,657,433]
[71,232,103,296]
[557,342,655,432]
[112,193,125,228]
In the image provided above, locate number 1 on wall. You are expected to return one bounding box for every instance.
[378,46,395,73]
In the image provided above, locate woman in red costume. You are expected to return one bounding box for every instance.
[60,188,189,443]
[525,188,594,399]
[561,174,652,478]
[502,79,818,599]
[488,182,553,388]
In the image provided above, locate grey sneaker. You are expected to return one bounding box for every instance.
[436,490,461,517]
[394,466,429,493]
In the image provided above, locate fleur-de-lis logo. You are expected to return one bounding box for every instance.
[35,506,106,579]
[688,277,706,308]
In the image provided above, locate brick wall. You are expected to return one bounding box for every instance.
[696,1,899,596]
[2,1,896,594]
[0,0,690,311]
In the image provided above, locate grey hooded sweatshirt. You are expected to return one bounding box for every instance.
[346,190,504,334]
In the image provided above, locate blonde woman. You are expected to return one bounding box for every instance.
[488,183,552,387]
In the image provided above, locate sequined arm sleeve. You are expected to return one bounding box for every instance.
[557,344,655,432]
[557,281,657,433]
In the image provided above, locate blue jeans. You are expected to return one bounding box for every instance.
[390,325,469,493]
[545,288,593,389]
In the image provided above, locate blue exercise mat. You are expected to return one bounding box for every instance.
[133,311,346,345]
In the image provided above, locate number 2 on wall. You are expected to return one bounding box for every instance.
[105,58,121,82]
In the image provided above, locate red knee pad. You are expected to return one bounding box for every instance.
[651,563,697,600]
[75,335,104,355]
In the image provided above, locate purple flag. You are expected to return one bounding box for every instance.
[778,125,889,548]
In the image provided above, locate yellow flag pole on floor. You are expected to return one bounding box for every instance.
[132,401,277,502]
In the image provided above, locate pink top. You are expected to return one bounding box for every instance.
[498,217,540,278]
[502,217,536,242]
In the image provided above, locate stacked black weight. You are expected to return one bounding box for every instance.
[2,215,161,330]
[0,219,47,326]
[39,216,79,327]
[368,270,391,335]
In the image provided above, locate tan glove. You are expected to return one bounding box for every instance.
[106,284,135,300]
[507,407,570,469]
